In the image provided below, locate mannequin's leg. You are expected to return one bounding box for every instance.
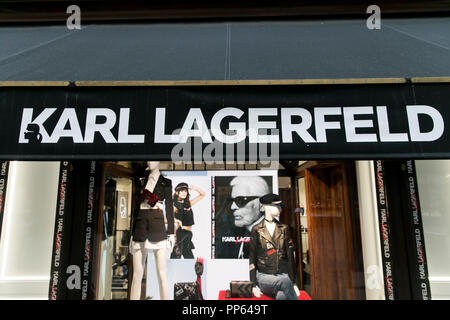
[256,272,298,300]
[154,246,169,300]
[275,291,287,300]
[275,274,298,300]
[130,249,147,300]
[256,272,277,298]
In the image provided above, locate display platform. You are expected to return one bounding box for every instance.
[217,290,311,300]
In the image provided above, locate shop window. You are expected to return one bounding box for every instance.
[0,160,370,300]
[0,161,60,299]
[416,160,450,299]
[97,177,133,300]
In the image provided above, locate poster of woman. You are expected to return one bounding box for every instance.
[164,171,212,259]
[171,182,206,259]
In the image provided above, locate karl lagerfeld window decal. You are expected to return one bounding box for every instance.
[1,83,449,159]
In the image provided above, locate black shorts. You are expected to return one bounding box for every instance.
[132,209,167,242]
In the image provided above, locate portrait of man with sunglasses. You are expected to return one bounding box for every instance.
[215,175,271,259]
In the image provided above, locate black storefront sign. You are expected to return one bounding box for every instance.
[0,83,449,160]
[0,161,9,241]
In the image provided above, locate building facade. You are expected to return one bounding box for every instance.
[0,1,449,301]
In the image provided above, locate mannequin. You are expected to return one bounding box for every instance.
[249,193,300,300]
[130,161,175,300]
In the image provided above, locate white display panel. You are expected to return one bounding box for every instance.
[416,160,450,300]
[145,170,278,299]
[355,161,385,300]
[0,161,60,299]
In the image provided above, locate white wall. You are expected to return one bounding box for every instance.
[144,170,277,299]
[146,256,249,300]
[415,160,450,300]
[355,161,385,300]
[0,161,60,299]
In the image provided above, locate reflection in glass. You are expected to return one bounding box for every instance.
[97,177,133,300]
[297,177,310,295]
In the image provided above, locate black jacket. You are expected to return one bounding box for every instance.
[132,173,175,242]
[249,220,297,283]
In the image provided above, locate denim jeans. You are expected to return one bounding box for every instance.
[256,271,298,300]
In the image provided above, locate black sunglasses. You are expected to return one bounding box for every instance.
[229,196,259,208]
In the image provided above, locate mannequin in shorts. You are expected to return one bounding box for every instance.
[129,161,175,300]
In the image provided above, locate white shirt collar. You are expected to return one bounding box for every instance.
[149,169,160,181]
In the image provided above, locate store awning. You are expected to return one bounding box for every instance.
[0,17,449,81]
[1,17,450,160]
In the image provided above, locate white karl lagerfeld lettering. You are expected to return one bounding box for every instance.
[155,108,214,143]
[281,108,316,143]
[118,108,145,143]
[19,107,144,144]
[49,108,83,143]
[19,108,56,143]
[406,105,444,141]
[248,108,279,143]
[343,106,377,142]
[18,105,445,144]
[84,108,117,143]
[155,106,444,144]
[377,106,409,142]
[181,108,213,143]
[314,107,342,143]
[211,107,246,143]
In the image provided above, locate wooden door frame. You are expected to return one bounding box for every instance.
[296,160,365,299]
[293,171,305,290]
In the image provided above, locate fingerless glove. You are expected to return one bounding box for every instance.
[141,189,160,207]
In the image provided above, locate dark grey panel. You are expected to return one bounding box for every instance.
[0,25,73,61]
[229,19,450,79]
[383,17,450,50]
[0,18,449,81]
[0,23,228,81]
